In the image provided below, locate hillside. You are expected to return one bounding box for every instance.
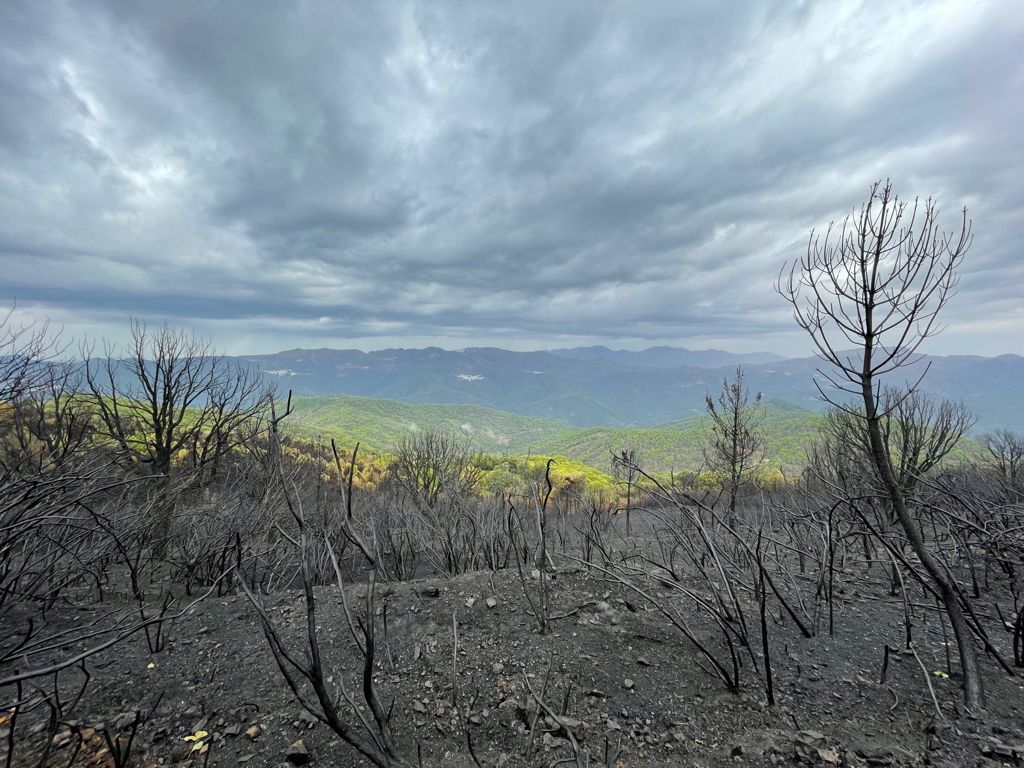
[286,394,570,454]
[286,394,823,473]
[532,399,822,473]
[239,346,1024,432]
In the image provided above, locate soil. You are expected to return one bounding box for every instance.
[5,561,1023,768]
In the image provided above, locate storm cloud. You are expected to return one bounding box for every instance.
[1,1,1021,355]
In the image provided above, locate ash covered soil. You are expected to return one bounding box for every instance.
[8,566,1024,767]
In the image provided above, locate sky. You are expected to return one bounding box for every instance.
[1,1,1022,357]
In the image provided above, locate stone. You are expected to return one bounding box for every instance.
[980,739,1020,762]
[244,724,262,740]
[486,597,498,609]
[286,739,310,765]
[623,678,635,690]
[419,586,440,598]
[542,732,568,749]
[559,716,585,738]
[816,748,841,764]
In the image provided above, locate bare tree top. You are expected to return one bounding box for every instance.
[777,180,971,405]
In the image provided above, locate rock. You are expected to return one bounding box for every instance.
[492,662,504,674]
[623,678,635,690]
[244,724,262,740]
[286,739,310,765]
[638,657,651,667]
[413,701,427,714]
[542,732,568,749]
[222,723,241,737]
[419,586,440,598]
[51,731,73,749]
[816,747,841,764]
[794,730,829,763]
[980,739,1021,762]
[486,597,498,609]
[530,569,541,580]
[854,746,893,765]
[853,740,919,766]
[559,717,585,738]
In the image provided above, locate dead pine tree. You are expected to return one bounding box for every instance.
[778,179,984,711]
[612,446,641,535]
[82,320,273,552]
[704,366,765,522]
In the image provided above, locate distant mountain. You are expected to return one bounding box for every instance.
[234,347,1024,433]
[550,345,784,368]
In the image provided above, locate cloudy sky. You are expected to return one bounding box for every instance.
[1,1,1022,357]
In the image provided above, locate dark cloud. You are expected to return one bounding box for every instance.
[1,0,1021,355]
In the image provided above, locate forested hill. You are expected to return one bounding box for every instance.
[286,394,825,473]
[236,346,1024,433]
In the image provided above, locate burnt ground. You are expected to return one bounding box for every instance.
[4,563,1024,768]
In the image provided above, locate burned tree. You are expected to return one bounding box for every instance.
[2,361,93,474]
[81,320,274,554]
[818,387,973,497]
[778,180,984,710]
[0,307,55,407]
[611,445,641,533]
[981,429,1024,485]
[704,366,765,519]
[82,320,274,481]
[389,429,482,507]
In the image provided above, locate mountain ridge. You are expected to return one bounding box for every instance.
[233,346,1023,433]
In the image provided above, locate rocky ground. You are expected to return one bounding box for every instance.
[5,564,1024,767]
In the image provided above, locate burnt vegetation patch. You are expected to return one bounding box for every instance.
[2,184,1023,766]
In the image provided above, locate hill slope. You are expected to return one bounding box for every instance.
[286,395,823,473]
[238,346,1024,432]
[286,395,570,454]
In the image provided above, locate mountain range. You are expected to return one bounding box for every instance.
[232,345,1023,434]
